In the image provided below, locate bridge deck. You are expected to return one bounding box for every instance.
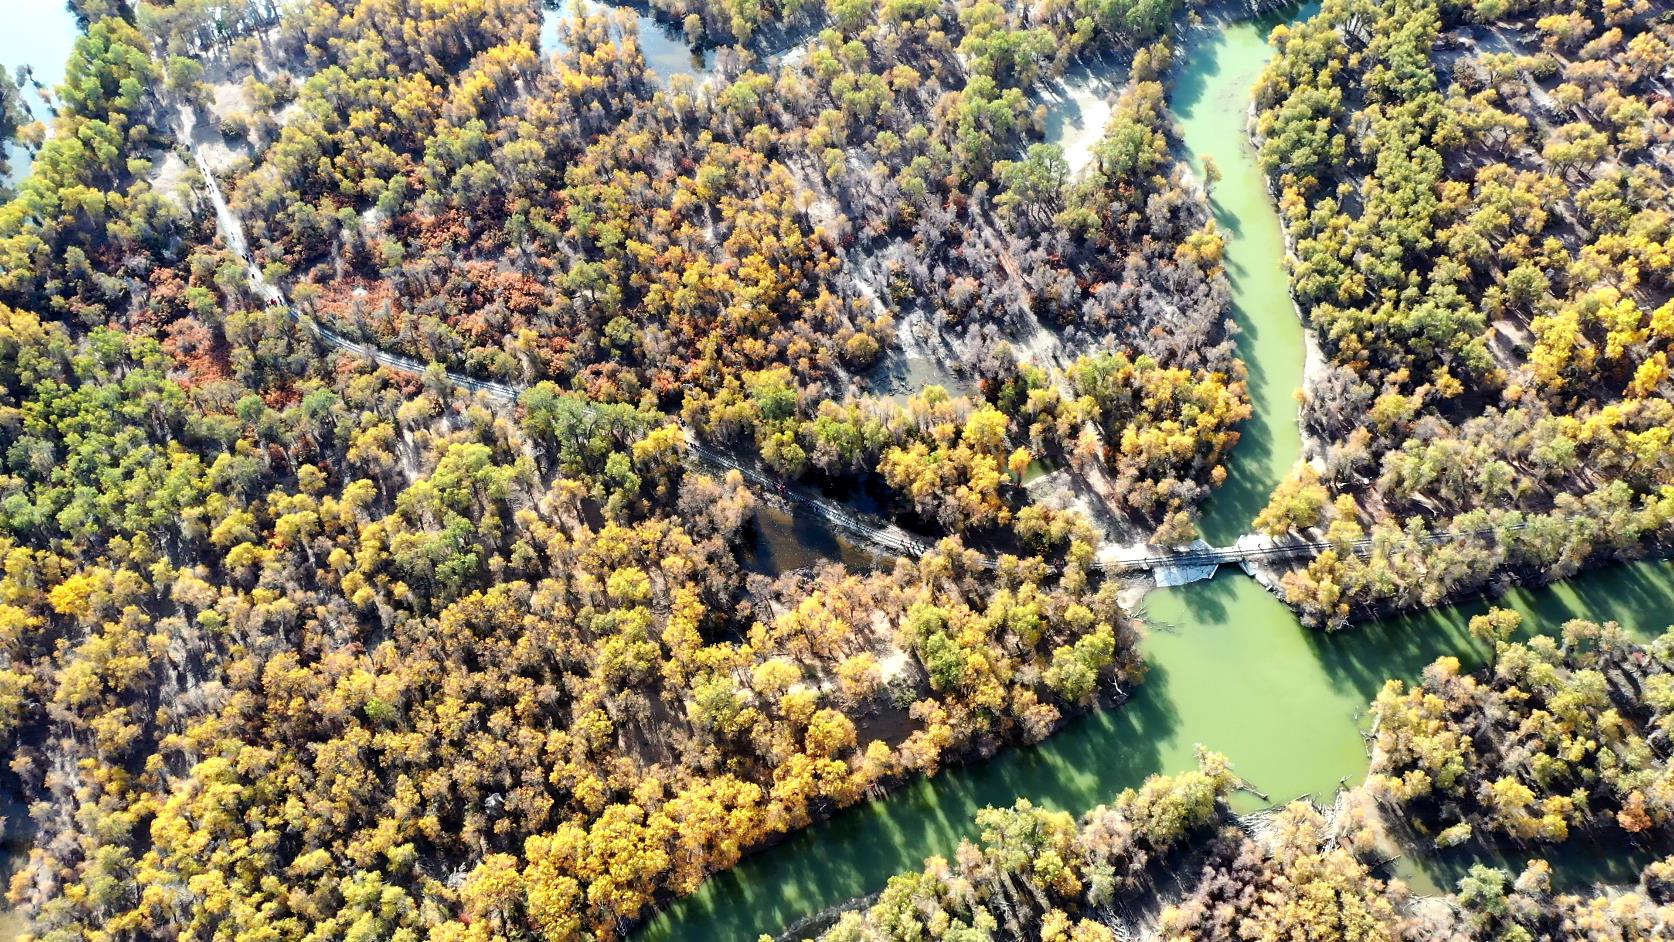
[1104,523,1531,572]
[192,140,1529,577]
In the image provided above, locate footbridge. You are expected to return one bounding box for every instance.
[1102,523,1532,574]
[193,142,941,562]
[189,143,1525,578]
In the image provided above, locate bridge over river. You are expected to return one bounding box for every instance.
[188,139,1526,584]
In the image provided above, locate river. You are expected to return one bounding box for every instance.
[1174,9,1310,546]
[634,7,1674,940]
[0,3,1666,941]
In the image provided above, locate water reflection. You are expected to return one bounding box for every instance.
[1404,831,1670,897]
[745,505,881,576]
[1,0,79,190]
[540,0,715,83]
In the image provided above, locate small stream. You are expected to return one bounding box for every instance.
[1173,8,1310,546]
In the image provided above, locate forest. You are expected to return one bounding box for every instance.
[0,0,1250,938]
[6,0,1674,937]
[1252,0,1674,626]
[178,0,1248,543]
[0,72,31,202]
[814,615,1674,942]
[1370,612,1674,849]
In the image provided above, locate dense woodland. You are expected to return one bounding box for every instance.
[0,60,1140,941]
[0,0,1256,938]
[1371,612,1674,850]
[816,617,1674,942]
[8,0,1674,937]
[1253,0,1674,626]
[175,0,1248,541]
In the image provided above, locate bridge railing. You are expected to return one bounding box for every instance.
[1101,522,1532,572]
[196,140,1531,578]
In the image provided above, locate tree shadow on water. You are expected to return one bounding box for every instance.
[1301,559,1674,707]
[1402,828,1670,898]
[1307,612,1470,704]
[638,663,1185,942]
[1164,569,1239,625]
[1166,30,1224,120]
[1542,558,1674,637]
[1198,417,1280,545]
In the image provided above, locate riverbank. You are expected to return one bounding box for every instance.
[9,3,1670,941]
[1,0,79,191]
[624,10,1359,939]
[638,552,1674,941]
[628,3,1674,933]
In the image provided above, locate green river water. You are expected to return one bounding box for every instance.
[1179,8,1307,547]
[1,6,1668,942]
[638,8,1674,940]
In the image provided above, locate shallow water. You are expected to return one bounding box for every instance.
[540,0,715,83]
[1,0,79,190]
[745,505,882,575]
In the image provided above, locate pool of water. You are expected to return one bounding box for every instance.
[540,0,714,83]
[745,505,882,575]
[1,0,79,190]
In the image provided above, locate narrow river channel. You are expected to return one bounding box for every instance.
[1176,7,1308,547]
[635,7,1674,939]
